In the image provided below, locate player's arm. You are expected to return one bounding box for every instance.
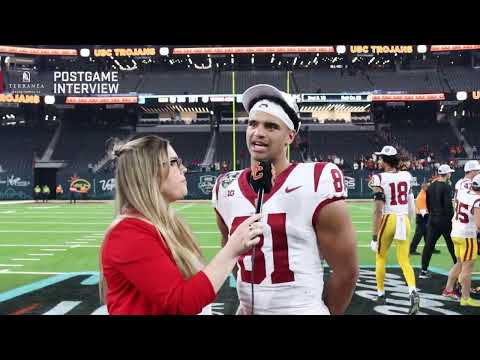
[474,207,480,230]
[316,200,359,315]
[372,186,385,242]
[215,210,238,280]
[408,189,415,223]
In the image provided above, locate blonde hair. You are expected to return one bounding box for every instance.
[99,135,204,304]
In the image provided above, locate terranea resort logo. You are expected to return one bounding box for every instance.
[53,71,120,95]
[7,70,45,94]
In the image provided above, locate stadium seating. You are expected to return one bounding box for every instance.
[140,71,214,94]
[443,66,480,92]
[0,126,55,176]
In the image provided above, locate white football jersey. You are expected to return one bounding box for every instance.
[370,171,412,215]
[212,162,347,315]
[454,178,472,201]
[451,190,480,238]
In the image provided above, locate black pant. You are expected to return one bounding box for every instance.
[410,214,429,252]
[70,192,76,204]
[421,216,457,271]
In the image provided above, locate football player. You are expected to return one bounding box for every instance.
[369,146,420,315]
[212,84,358,315]
[442,174,480,306]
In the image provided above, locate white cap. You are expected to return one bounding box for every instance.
[464,160,480,173]
[242,84,300,131]
[472,174,480,188]
[438,164,455,175]
[375,145,398,156]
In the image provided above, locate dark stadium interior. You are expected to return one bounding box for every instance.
[1,45,480,199]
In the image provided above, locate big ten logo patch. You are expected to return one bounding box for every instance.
[227,190,235,197]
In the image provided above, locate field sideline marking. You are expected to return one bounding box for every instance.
[0,264,24,267]
[11,258,41,261]
[0,230,108,233]
[0,271,64,275]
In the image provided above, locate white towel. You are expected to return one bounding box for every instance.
[394,214,407,241]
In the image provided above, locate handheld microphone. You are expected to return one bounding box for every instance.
[248,160,273,315]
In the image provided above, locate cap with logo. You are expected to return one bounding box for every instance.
[437,164,455,175]
[242,84,300,131]
[472,174,480,189]
[374,145,398,156]
[464,160,480,173]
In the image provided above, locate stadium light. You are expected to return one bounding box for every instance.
[159,47,169,56]
[454,110,457,117]
[456,91,467,101]
[44,95,55,105]
[80,48,90,57]
[417,45,427,54]
[462,110,466,116]
[336,45,346,54]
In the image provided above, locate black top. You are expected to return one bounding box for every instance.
[426,180,454,218]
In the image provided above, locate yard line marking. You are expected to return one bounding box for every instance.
[0,264,24,267]
[11,258,41,261]
[27,206,60,210]
[186,223,218,225]
[194,230,375,234]
[0,269,9,273]
[0,230,108,233]
[65,241,90,244]
[28,253,54,256]
[175,204,195,212]
[0,221,111,225]
[348,205,372,211]
[200,246,221,249]
[0,244,75,249]
[0,271,64,275]
[358,244,447,248]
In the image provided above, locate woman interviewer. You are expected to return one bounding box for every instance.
[99,135,262,315]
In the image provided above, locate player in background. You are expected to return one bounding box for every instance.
[369,146,420,315]
[442,174,480,306]
[454,160,480,204]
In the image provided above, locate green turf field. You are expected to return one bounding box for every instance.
[0,200,478,295]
